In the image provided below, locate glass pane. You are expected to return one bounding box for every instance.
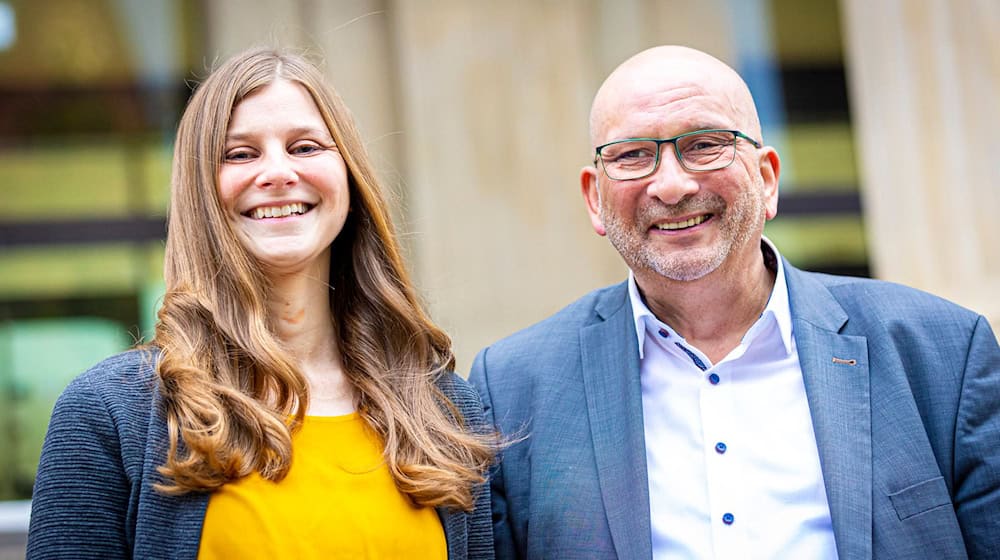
[0,1,200,511]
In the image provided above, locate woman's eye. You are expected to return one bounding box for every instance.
[224,150,255,162]
[290,143,324,155]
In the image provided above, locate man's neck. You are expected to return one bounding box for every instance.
[636,245,776,364]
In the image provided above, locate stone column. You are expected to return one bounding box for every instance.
[205,0,745,369]
[203,1,401,181]
[840,0,1000,329]
[391,0,735,369]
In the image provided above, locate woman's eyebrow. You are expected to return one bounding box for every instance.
[224,125,333,142]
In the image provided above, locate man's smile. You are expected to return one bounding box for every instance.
[652,214,712,231]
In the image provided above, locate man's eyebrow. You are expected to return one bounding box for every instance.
[685,123,729,133]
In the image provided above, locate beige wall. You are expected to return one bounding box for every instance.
[205,0,744,371]
[840,0,1000,330]
[205,0,998,372]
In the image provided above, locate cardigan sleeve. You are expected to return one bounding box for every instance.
[26,371,136,559]
[461,382,496,560]
[437,371,496,560]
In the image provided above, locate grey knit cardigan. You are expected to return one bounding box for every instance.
[26,349,494,559]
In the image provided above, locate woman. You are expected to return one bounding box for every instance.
[26,47,496,559]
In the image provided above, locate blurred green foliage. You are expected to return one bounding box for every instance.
[4,138,171,220]
[765,215,868,270]
[0,243,164,299]
[0,317,131,499]
[783,123,858,189]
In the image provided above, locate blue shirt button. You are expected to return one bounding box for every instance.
[715,442,727,454]
[722,513,735,525]
[708,373,720,385]
[658,328,669,338]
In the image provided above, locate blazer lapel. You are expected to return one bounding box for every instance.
[785,263,872,560]
[580,283,653,560]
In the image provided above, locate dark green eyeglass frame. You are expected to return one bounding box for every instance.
[593,128,762,180]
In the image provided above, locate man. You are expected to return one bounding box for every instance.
[469,45,1000,559]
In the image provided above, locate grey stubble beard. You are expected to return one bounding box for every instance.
[599,183,764,282]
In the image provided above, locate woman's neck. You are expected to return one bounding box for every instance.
[266,268,355,415]
[268,271,333,354]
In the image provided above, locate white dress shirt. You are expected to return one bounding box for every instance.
[630,239,838,559]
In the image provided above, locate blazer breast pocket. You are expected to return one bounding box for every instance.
[887,476,952,520]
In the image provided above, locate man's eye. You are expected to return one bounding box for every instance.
[603,143,653,160]
[682,133,732,153]
[618,148,652,160]
[689,140,723,151]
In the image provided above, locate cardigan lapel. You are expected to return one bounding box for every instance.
[580,283,653,560]
[438,507,467,560]
[143,380,211,559]
[785,263,872,560]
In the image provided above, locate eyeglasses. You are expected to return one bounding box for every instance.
[594,129,761,181]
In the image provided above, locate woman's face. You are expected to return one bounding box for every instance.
[218,79,350,279]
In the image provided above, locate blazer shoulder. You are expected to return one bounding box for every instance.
[790,267,987,346]
[811,271,980,321]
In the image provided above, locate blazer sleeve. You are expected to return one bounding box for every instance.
[953,315,1000,559]
[27,373,134,559]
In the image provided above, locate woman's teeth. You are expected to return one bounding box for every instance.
[251,202,308,220]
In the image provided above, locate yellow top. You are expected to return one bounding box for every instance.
[198,413,447,559]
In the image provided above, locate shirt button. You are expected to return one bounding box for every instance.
[658,328,669,338]
[708,373,720,385]
[715,442,727,454]
[722,513,735,525]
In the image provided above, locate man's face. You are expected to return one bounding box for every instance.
[583,58,778,283]
[599,161,767,282]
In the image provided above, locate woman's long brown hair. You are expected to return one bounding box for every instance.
[152,48,493,510]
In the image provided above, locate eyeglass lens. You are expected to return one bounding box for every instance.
[600,131,738,179]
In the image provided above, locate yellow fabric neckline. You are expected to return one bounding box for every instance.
[199,408,446,559]
[302,411,360,423]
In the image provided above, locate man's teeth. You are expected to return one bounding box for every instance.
[655,215,708,231]
[251,203,308,220]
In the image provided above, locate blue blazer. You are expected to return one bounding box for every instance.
[470,261,1000,559]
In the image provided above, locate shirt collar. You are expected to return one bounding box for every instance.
[628,236,794,359]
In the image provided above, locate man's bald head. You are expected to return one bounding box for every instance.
[589,46,762,147]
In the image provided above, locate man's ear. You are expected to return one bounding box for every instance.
[581,166,606,236]
[759,147,781,220]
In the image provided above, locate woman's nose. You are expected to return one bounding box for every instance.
[254,151,298,188]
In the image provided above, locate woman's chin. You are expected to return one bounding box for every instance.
[251,249,329,280]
